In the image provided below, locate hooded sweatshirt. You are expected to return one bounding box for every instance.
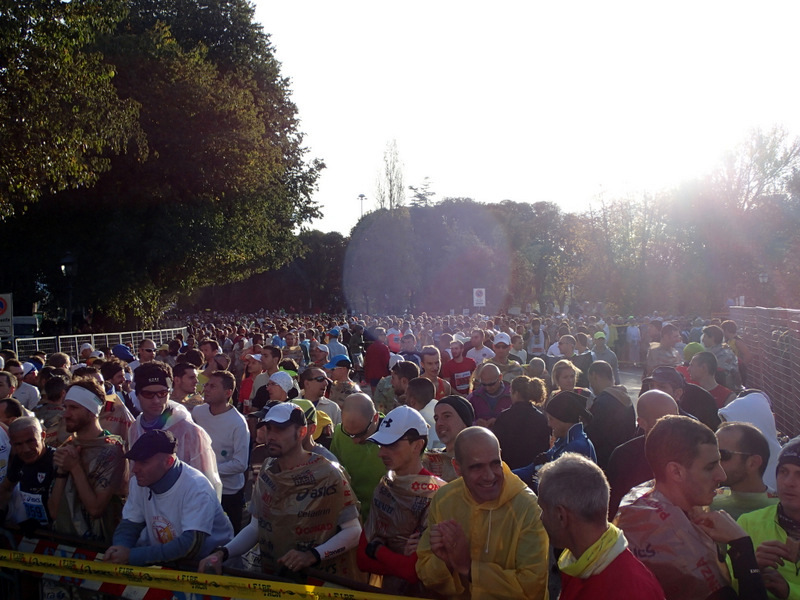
[718,391,781,490]
[585,385,636,470]
[129,401,222,499]
[415,463,549,599]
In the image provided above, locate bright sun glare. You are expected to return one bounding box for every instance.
[253,1,800,232]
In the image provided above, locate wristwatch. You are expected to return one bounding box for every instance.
[211,546,229,561]
[365,539,383,560]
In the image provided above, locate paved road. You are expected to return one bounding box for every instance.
[619,365,645,397]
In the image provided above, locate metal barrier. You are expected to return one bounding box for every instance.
[729,306,800,438]
[14,327,188,359]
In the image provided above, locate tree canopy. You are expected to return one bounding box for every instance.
[0,0,323,327]
[0,0,143,213]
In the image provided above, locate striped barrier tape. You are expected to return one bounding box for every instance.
[0,548,409,600]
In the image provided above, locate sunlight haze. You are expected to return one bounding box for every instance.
[252,1,800,234]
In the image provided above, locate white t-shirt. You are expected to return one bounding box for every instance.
[420,401,444,450]
[466,346,495,363]
[192,404,250,495]
[15,382,40,411]
[124,463,233,556]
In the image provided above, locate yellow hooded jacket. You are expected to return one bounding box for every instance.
[415,463,549,599]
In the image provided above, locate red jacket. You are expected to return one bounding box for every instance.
[560,548,665,600]
[364,341,390,380]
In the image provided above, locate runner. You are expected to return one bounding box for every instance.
[198,402,363,583]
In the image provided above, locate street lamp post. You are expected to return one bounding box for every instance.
[358,194,366,218]
[60,253,76,333]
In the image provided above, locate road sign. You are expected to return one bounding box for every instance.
[0,293,12,338]
[473,288,486,307]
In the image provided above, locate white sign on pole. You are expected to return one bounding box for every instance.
[473,288,486,307]
[0,293,12,338]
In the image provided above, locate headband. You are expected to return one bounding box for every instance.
[65,386,104,416]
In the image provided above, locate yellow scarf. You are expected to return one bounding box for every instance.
[558,523,628,578]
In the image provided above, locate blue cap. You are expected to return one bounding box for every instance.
[328,327,341,336]
[112,344,135,363]
[324,354,352,369]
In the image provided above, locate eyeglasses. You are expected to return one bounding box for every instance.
[719,449,751,461]
[342,419,374,439]
[481,378,501,387]
[309,376,329,383]
[142,348,156,353]
[138,389,169,400]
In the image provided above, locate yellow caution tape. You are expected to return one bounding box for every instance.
[0,549,407,600]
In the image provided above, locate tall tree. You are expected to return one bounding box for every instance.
[376,139,405,211]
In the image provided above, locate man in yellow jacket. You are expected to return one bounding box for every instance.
[416,426,549,599]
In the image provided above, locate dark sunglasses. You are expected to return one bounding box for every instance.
[309,376,329,383]
[481,378,501,387]
[138,389,169,400]
[142,348,156,353]
[342,419,374,439]
[719,449,751,461]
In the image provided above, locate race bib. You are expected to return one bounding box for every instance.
[21,490,48,525]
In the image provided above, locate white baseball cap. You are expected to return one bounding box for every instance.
[494,332,512,346]
[367,405,428,445]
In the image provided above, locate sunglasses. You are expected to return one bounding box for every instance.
[719,449,751,461]
[481,378,501,387]
[142,348,156,353]
[309,376,329,383]
[342,419,374,439]
[138,389,169,400]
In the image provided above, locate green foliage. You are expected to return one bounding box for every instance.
[188,229,348,313]
[0,0,322,327]
[0,0,144,213]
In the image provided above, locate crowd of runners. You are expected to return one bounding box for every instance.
[0,308,793,599]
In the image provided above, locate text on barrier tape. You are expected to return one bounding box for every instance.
[0,549,409,600]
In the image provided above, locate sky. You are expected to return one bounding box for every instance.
[252,1,800,236]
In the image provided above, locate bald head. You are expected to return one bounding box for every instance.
[342,392,376,421]
[637,390,679,433]
[453,426,504,503]
[454,426,499,464]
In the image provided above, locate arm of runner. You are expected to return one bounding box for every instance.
[197,516,258,574]
[109,518,145,551]
[129,530,209,566]
[314,517,361,561]
[59,446,116,518]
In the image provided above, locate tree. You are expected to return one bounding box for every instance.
[712,126,800,211]
[343,208,418,314]
[408,177,436,207]
[0,0,323,327]
[0,0,143,213]
[376,139,405,211]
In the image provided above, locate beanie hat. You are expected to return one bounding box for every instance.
[437,395,475,428]
[546,391,592,424]
[683,342,705,362]
[778,439,800,473]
